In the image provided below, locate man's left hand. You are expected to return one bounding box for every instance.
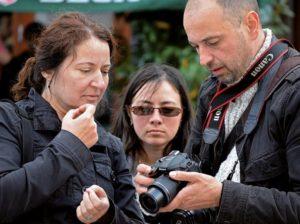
[159,171,223,212]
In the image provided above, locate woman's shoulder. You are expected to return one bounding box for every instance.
[96,123,123,151]
[0,100,21,123]
[0,101,23,140]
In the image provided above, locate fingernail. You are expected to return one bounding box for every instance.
[82,185,90,193]
[169,171,176,178]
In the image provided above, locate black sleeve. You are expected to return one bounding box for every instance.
[0,104,92,222]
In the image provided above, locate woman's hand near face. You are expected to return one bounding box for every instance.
[62,104,98,148]
[76,185,110,224]
[134,164,154,194]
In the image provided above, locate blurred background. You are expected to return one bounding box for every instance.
[0,0,298,126]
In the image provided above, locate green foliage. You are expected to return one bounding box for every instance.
[260,0,294,37]
[114,19,208,105]
[131,20,209,103]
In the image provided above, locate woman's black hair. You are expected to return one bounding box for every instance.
[112,63,193,168]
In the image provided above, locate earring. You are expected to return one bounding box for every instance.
[48,78,53,90]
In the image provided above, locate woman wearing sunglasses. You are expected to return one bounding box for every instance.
[112,63,193,223]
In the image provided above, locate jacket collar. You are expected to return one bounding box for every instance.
[27,88,61,131]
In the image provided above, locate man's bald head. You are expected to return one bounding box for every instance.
[183,0,265,85]
[185,0,260,26]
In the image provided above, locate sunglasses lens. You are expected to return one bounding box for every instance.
[160,107,182,117]
[131,106,182,117]
[132,106,153,116]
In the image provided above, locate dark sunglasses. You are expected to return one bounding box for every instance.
[129,106,182,117]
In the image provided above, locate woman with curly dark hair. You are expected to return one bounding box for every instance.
[0,12,143,224]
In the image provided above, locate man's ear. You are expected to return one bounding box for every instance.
[243,11,261,40]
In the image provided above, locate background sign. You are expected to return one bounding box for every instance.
[0,0,188,12]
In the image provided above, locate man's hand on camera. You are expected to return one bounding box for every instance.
[134,164,154,194]
[159,171,222,212]
[62,104,98,149]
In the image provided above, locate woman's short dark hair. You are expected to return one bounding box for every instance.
[12,12,115,101]
[112,63,193,161]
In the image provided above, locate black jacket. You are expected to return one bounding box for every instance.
[0,88,144,224]
[185,46,300,223]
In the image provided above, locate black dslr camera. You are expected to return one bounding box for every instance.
[139,151,201,214]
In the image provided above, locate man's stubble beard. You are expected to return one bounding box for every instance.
[222,38,253,86]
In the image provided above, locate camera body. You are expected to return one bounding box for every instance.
[139,151,201,214]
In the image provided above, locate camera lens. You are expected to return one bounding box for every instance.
[140,187,166,213]
[140,174,181,213]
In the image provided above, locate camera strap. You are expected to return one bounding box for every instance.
[203,39,290,145]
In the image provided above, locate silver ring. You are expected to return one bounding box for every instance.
[84,215,93,221]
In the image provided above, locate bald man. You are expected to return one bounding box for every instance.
[135,0,300,223]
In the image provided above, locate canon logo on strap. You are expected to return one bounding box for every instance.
[250,54,274,77]
[213,108,222,122]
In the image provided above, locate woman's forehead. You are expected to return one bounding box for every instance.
[61,37,111,68]
[132,80,180,103]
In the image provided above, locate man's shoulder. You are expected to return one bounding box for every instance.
[268,49,300,104]
[267,47,300,94]
[286,46,300,58]
[280,47,300,83]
